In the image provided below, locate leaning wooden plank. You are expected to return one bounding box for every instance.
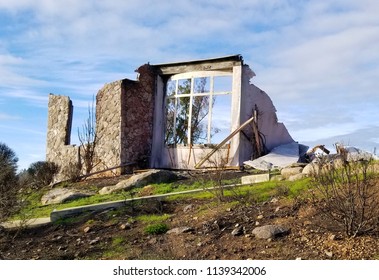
[195,116,255,169]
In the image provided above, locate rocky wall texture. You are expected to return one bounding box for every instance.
[46,64,157,180]
[95,80,123,173]
[121,64,156,169]
[46,94,79,181]
[91,65,156,174]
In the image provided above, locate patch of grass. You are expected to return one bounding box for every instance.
[85,219,95,225]
[12,191,129,220]
[287,177,312,198]
[112,236,126,246]
[101,236,128,259]
[144,223,169,235]
[151,183,175,194]
[224,200,240,209]
[168,178,312,203]
[136,213,171,223]
[11,173,312,221]
[150,181,213,195]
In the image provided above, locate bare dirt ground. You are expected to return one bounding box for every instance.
[1,174,379,260]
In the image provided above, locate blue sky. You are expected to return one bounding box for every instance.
[1,0,379,170]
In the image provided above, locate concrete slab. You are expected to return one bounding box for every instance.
[241,173,270,184]
[1,217,51,229]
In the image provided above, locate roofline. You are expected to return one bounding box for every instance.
[151,54,243,68]
[151,54,244,75]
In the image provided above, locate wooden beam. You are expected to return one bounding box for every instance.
[157,61,242,75]
[195,116,255,169]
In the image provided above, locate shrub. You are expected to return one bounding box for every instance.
[26,161,59,189]
[144,223,169,235]
[311,157,379,237]
[61,162,82,182]
[0,142,19,222]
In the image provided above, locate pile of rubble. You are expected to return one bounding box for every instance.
[243,142,378,183]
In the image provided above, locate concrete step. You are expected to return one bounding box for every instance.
[1,217,51,229]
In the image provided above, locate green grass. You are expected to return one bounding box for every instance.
[11,175,312,221]
[144,223,169,235]
[135,213,171,223]
[230,177,311,200]
[286,177,312,198]
[167,177,312,202]
[111,236,126,246]
[12,189,130,220]
[101,236,128,259]
[150,180,213,194]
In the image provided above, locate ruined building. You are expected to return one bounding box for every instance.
[46,55,294,179]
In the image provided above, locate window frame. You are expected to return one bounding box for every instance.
[165,71,233,147]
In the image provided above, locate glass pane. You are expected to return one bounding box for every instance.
[166,79,176,97]
[214,76,232,93]
[194,77,210,94]
[165,98,176,145]
[175,97,190,145]
[178,79,191,95]
[191,96,209,144]
[210,94,231,144]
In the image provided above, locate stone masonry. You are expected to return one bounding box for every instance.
[94,80,124,173]
[46,64,156,180]
[121,64,156,170]
[46,94,79,181]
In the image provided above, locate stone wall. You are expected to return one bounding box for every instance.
[94,80,123,174]
[46,94,79,181]
[94,64,156,174]
[46,65,157,179]
[121,64,156,170]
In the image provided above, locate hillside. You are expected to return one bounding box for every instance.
[1,170,379,260]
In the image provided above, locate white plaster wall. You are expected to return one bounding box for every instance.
[239,65,294,162]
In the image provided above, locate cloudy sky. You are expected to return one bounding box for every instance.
[1,0,379,169]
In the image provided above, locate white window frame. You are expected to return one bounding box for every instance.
[165,71,233,146]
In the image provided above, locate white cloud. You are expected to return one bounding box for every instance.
[2,89,48,106]
[291,122,364,143]
[0,112,21,120]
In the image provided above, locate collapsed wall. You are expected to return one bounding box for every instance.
[95,64,156,174]
[120,64,156,170]
[46,56,296,179]
[46,94,79,181]
[46,65,156,180]
[94,80,124,173]
[239,65,294,162]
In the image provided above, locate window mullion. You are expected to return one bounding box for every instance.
[173,81,179,144]
[187,77,194,146]
[208,77,214,144]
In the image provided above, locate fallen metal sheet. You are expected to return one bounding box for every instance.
[244,142,302,170]
[343,146,379,161]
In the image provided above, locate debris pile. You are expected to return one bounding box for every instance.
[243,141,378,181]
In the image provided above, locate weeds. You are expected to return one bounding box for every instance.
[136,213,171,223]
[144,223,169,235]
[101,236,128,259]
[311,157,379,237]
